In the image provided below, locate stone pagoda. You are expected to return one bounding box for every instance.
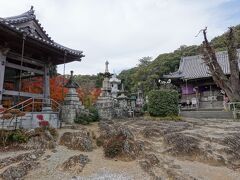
[117,83,128,109]
[110,73,121,98]
[96,61,115,120]
[61,71,84,124]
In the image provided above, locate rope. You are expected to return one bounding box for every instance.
[18,34,26,103]
[62,51,66,103]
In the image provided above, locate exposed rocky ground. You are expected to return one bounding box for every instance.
[1,118,240,179]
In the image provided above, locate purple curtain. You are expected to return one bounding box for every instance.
[181,85,194,95]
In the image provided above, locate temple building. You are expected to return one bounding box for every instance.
[0,7,84,128]
[164,50,240,110]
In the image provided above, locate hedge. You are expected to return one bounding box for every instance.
[148,90,179,117]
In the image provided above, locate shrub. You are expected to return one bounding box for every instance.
[74,107,99,125]
[74,113,91,125]
[48,127,58,139]
[142,103,148,112]
[148,90,179,117]
[89,107,99,122]
[7,130,28,143]
[0,129,28,146]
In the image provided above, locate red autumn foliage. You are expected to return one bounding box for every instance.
[4,75,102,107]
[2,74,102,109]
[91,88,101,103]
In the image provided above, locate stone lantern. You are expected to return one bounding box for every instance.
[110,73,121,98]
[61,71,84,124]
[129,94,137,110]
[117,83,128,109]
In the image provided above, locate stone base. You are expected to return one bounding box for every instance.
[96,96,115,120]
[61,104,85,124]
[42,106,52,112]
[97,107,114,120]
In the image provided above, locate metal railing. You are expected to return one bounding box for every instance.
[227,102,240,119]
[0,97,62,129]
[0,97,62,115]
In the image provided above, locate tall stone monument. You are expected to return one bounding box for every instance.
[61,71,84,124]
[110,73,121,98]
[117,83,128,109]
[96,61,115,120]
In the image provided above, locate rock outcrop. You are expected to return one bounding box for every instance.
[61,154,89,174]
[59,131,93,151]
[98,121,143,161]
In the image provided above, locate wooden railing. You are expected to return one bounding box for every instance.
[227,102,240,119]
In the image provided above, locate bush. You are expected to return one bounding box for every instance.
[148,90,179,117]
[47,127,58,139]
[0,129,28,146]
[7,130,28,143]
[142,103,148,112]
[89,107,99,122]
[74,107,99,125]
[74,113,90,125]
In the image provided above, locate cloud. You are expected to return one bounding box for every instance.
[0,0,239,75]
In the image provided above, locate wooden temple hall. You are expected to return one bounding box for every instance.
[164,50,240,110]
[0,6,84,110]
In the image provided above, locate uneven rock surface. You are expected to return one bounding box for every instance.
[23,129,57,150]
[0,149,44,169]
[163,133,200,156]
[98,120,143,160]
[120,118,240,179]
[60,154,89,174]
[1,161,39,180]
[1,118,240,179]
[59,131,93,151]
[0,150,44,180]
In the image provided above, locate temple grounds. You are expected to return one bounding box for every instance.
[1,117,240,180]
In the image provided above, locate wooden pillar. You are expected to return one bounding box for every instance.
[0,51,6,108]
[43,63,51,111]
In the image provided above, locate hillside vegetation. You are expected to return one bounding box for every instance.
[118,25,240,94]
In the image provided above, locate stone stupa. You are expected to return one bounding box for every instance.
[110,73,121,98]
[96,61,115,120]
[61,71,84,124]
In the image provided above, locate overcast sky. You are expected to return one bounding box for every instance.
[0,0,240,75]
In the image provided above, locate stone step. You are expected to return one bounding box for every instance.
[180,111,233,119]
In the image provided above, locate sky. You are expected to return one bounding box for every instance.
[0,0,240,75]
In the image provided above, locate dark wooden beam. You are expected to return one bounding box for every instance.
[7,52,44,67]
[6,61,44,75]
[3,90,43,98]
[0,51,6,106]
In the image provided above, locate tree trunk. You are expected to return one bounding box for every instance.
[202,27,240,102]
[227,28,240,101]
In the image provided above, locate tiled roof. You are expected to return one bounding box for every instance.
[164,49,240,80]
[110,74,121,83]
[0,6,84,58]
